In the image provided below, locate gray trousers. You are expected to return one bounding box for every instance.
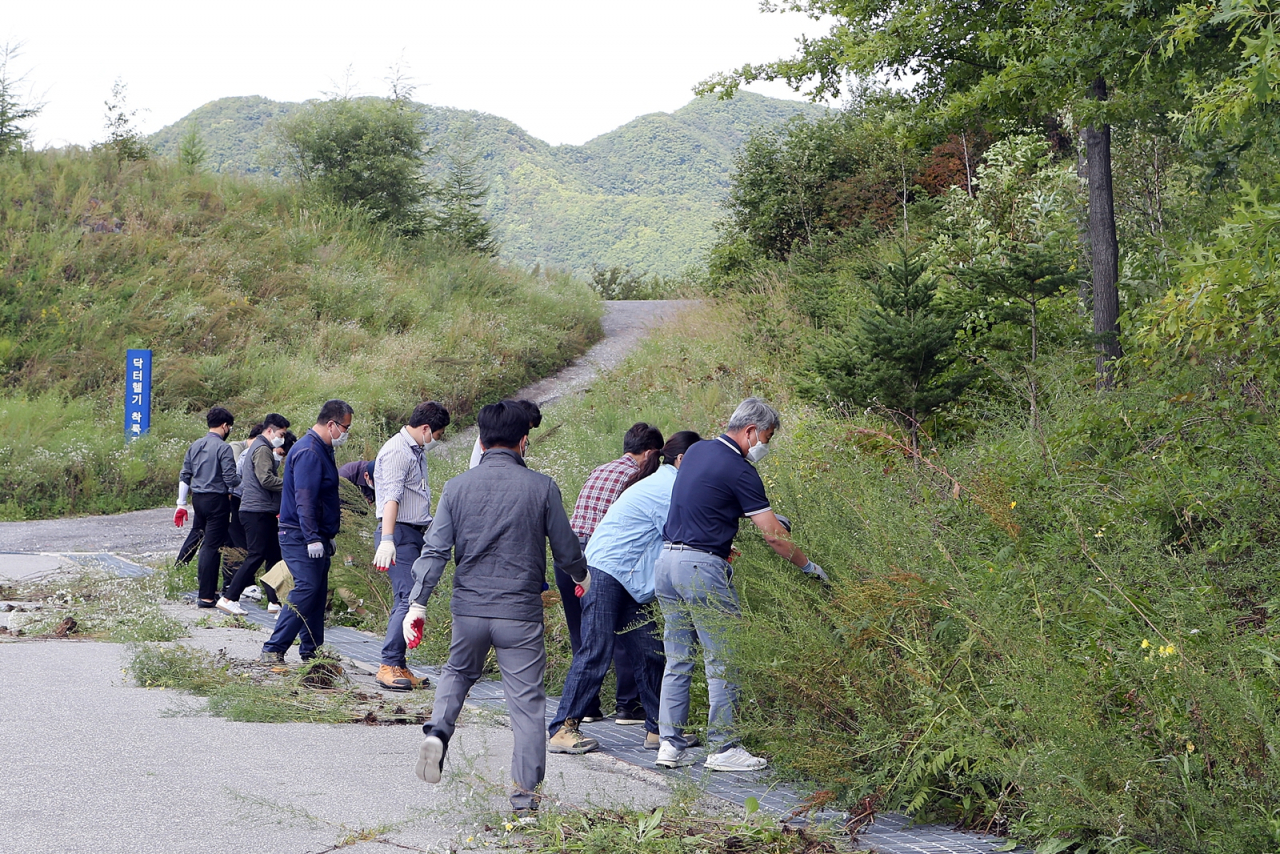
[427,614,546,810]
[655,546,741,754]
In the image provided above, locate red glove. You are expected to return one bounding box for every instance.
[575,584,585,598]
[174,506,189,527]
[403,603,427,649]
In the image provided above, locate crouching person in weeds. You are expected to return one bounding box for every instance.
[403,400,588,822]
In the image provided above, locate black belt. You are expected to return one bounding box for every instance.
[663,542,720,555]
[400,521,430,533]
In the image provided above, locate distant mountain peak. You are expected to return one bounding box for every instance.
[149,93,826,276]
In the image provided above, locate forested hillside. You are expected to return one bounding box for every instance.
[147,93,826,276]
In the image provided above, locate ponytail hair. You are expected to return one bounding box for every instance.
[621,430,702,493]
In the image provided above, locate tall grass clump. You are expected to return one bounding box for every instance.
[0,147,600,518]
[528,297,1280,853]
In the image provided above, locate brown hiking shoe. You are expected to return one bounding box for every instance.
[376,664,411,691]
[548,719,599,754]
[396,666,427,689]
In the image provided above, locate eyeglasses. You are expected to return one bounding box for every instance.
[330,421,351,434]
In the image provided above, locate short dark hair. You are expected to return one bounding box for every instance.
[514,399,542,429]
[479,401,530,449]
[623,422,663,456]
[409,401,451,432]
[262,413,290,431]
[247,423,264,439]
[207,407,235,429]
[280,430,297,453]
[317,399,353,426]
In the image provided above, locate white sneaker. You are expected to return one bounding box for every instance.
[216,597,248,616]
[654,741,696,768]
[267,603,282,616]
[242,585,263,602]
[703,746,767,772]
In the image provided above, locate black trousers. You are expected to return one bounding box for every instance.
[223,510,282,604]
[192,492,231,602]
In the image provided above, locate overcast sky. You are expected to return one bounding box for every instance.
[6,1,835,149]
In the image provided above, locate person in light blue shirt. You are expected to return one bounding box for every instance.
[547,431,703,754]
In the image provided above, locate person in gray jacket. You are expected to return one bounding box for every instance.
[219,413,291,615]
[403,400,588,821]
[174,407,240,608]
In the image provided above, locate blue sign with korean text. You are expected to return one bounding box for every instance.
[125,349,152,443]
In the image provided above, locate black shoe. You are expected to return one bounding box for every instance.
[614,704,646,726]
[259,650,285,665]
[197,599,217,609]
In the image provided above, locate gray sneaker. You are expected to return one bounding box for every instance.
[654,740,696,768]
[259,650,285,665]
[416,735,445,784]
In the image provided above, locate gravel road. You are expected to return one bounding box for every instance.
[0,299,696,560]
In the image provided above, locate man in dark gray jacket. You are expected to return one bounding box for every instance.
[174,407,240,608]
[404,400,588,820]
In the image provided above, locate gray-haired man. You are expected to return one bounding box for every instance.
[654,397,827,772]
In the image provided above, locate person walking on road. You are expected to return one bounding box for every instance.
[174,407,240,609]
[548,430,702,756]
[566,422,664,724]
[404,400,588,821]
[218,413,291,616]
[371,400,451,692]
[654,398,828,772]
[260,400,354,664]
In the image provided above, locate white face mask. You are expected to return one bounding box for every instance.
[330,423,350,447]
[274,449,285,461]
[746,437,771,463]
[418,429,436,450]
[270,435,285,448]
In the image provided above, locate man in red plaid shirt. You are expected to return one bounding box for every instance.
[565,422,664,722]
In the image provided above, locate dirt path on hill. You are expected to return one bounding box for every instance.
[0,299,696,561]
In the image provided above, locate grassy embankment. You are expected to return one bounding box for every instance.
[0,147,601,520]
[466,295,1280,852]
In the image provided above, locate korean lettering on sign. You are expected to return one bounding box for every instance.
[125,349,152,443]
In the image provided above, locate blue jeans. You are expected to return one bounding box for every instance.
[377,524,426,668]
[262,528,331,660]
[557,540,638,715]
[548,568,664,736]
[655,546,741,754]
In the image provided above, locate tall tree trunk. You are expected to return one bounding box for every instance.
[1083,75,1123,388]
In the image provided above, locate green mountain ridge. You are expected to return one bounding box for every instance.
[148,93,827,276]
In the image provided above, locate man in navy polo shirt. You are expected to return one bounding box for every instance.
[654,397,827,772]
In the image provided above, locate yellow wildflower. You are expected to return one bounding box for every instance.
[1141,639,1151,649]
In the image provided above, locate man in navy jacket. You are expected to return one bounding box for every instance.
[260,399,354,664]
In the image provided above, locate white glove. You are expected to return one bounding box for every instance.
[403,602,428,648]
[574,570,591,598]
[373,539,397,571]
[801,561,829,584]
[307,541,325,559]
